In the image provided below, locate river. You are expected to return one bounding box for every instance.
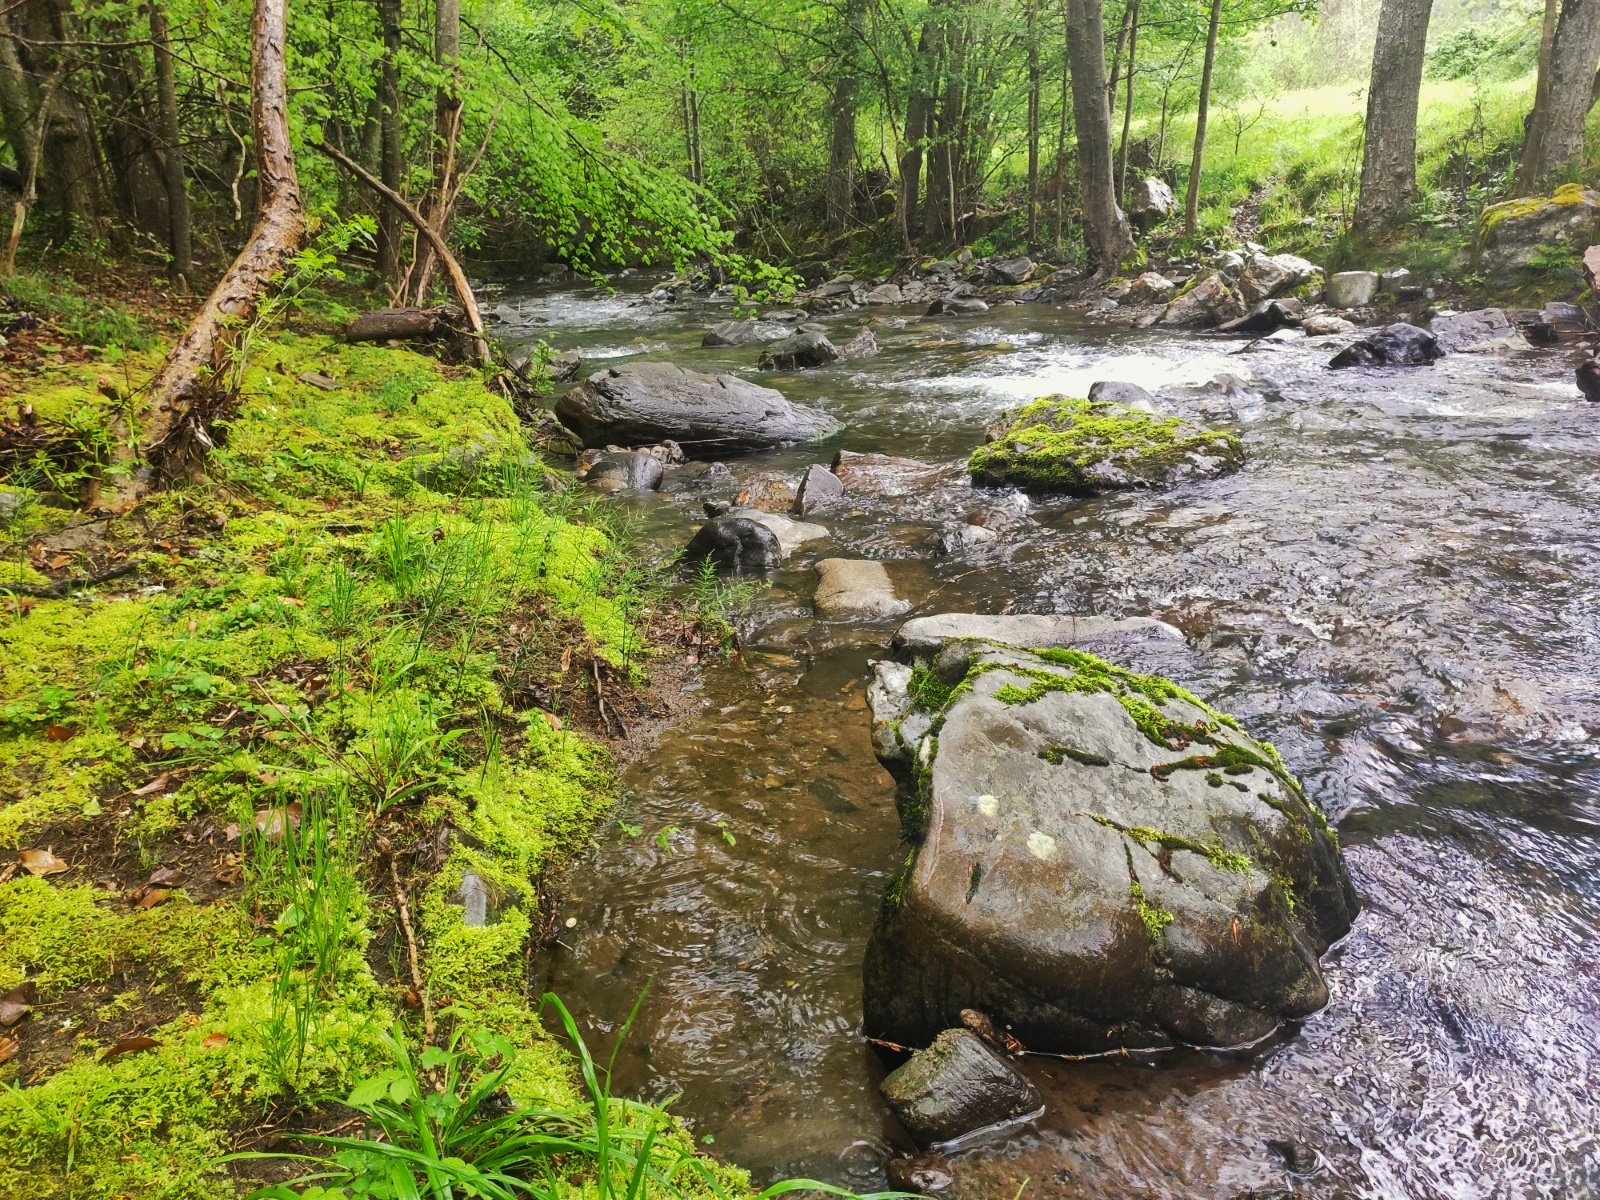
[501,275,1600,1199]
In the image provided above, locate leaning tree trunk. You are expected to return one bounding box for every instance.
[1183,0,1222,234]
[407,0,461,305]
[150,0,192,282]
[1354,0,1434,233]
[1517,0,1600,192]
[111,0,303,505]
[1067,0,1132,274]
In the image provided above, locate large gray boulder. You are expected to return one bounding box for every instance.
[1159,274,1246,327]
[1236,253,1320,305]
[1477,186,1600,286]
[1430,307,1526,354]
[863,641,1358,1053]
[1324,271,1378,309]
[879,1028,1042,1147]
[1128,177,1176,233]
[758,330,839,370]
[702,318,794,347]
[556,363,841,454]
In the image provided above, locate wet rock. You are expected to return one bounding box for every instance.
[839,328,881,359]
[1477,185,1600,285]
[879,1028,1042,1147]
[1266,1136,1320,1175]
[580,450,664,492]
[734,473,797,513]
[890,612,1183,662]
[1159,273,1246,327]
[702,318,794,347]
[792,464,845,514]
[862,641,1359,1053]
[1324,271,1378,309]
[886,1152,955,1194]
[813,558,909,619]
[1379,267,1412,295]
[759,330,840,370]
[549,350,583,383]
[1301,313,1356,336]
[1087,379,1156,408]
[1216,298,1304,336]
[683,517,783,575]
[935,523,999,555]
[1126,272,1176,305]
[1430,308,1526,354]
[832,450,942,494]
[661,460,736,495]
[1128,177,1176,233]
[730,507,829,558]
[556,362,841,454]
[1237,253,1319,305]
[927,297,990,316]
[986,256,1035,286]
[969,396,1243,494]
[865,283,903,305]
[1329,322,1441,369]
[1577,356,1600,402]
[458,871,490,927]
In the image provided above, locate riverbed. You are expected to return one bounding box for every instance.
[504,276,1600,1198]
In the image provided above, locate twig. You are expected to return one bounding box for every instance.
[388,853,434,1041]
[0,559,139,599]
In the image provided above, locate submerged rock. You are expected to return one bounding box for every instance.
[758,329,839,370]
[702,318,794,347]
[728,507,828,558]
[1430,308,1526,354]
[879,1028,1043,1147]
[839,327,881,358]
[556,362,841,454]
[886,1153,955,1194]
[831,450,941,494]
[968,396,1244,494]
[792,463,845,514]
[813,558,909,619]
[683,517,783,575]
[862,640,1359,1053]
[891,612,1183,661]
[1329,322,1441,368]
[927,297,990,316]
[579,450,664,492]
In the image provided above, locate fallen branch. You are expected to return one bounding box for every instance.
[313,140,489,363]
[388,853,434,1042]
[344,305,460,344]
[0,560,139,599]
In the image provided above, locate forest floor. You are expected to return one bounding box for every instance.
[0,268,752,1200]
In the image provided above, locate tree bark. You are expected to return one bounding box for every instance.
[408,0,461,304]
[1116,0,1139,197]
[149,0,191,281]
[825,66,858,232]
[1026,0,1040,246]
[897,20,938,254]
[113,0,304,503]
[1354,0,1433,233]
[1067,0,1131,273]
[1517,0,1600,192]
[376,0,404,284]
[1106,0,1134,114]
[1183,0,1222,234]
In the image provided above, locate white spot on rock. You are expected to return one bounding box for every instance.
[1026,831,1057,860]
[977,794,999,818]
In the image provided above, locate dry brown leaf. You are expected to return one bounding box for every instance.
[542,711,562,731]
[0,981,35,1027]
[201,1032,228,1049]
[0,863,16,885]
[46,554,72,570]
[44,725,74,742]
[131,774,172,796]
[99,1035,161,1062]
[19,849,68,876]
[0,1037,17,1065]
[146,866,178,886]
[560,646,573,673]
[253,802,302,840]
[134,887,171,911]
[223,823,241,842]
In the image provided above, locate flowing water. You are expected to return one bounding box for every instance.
[502,276,1600,1199]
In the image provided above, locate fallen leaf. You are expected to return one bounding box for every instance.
[542,711,562,731]
[147,866,178,886]
[0,1037,17,1065]
[201,1032,228,1049]
[223,823,240,842]
[19,849,68,876]
[0,981,36,1026]
[126,736,146,750]
[298,370,338,390]
[560,646,572,673]
[99,1036,161,1063]
[134,887,171,911]
[131,774,171,796]
[253,803,302,840]
[45,725,74,742]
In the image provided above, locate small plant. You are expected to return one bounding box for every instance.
[683,558,761,651]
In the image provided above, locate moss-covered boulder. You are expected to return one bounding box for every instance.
[967,396,1243,494]
[863,639,1357,1054]
[1477,184,1600,286]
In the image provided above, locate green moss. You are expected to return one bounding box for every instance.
[1129,879,1173,939]
[1478,183,1599,244]
[968,396,1243,492]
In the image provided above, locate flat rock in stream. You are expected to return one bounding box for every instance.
[792,463,845,514]
[831,450,941,494]
[703,318,794,347]
[814,558,909,619]
[880,1028,1042,1147]
[1429,308,1526,354]
[891,613,1183,661]
[556,362,841,454]
[969,397,1243,494]
[863,641,1358,1053]
[728,507,829,558]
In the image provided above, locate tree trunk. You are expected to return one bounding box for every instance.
[1517,0,1600,192]
[1182,0,1222,234]
[150,0,191,281]
[1107,0,1134,114]
[1067,0,1131,273]
[897,21,938,254]
[376,0,404,284]
[1026,0,1040,246]
[1117,0,1139,197]
[1353,0,1433,234]
[408,0,461,305]
[113,0,304,504]
[825,72,859,233]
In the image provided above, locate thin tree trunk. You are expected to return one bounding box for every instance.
[1055,28,1069,250]
[1517,0,1600,191]
[376,0,403,283]
[1107,0,1133,114]
[897,21,938,254]
[1182,0,1223,234]
[149,0,191,282]
[408,0,460,304]
[1117,0,1139,197]
[825,69,859,232]
[1354,0,1434,233]
[112,0,304,504]
[1027,0,1040,246]
[1067,0,1131,273]
[1518,0,1560,195]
